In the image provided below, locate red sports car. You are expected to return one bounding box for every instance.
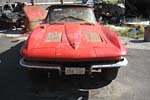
[20,4,128,81]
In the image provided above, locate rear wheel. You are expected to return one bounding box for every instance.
[101,68,119,81]
[28,69,48,82]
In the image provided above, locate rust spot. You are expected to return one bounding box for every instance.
[46,32,62,42]
[85,32,102,42]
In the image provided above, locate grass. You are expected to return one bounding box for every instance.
[106,24,145,39]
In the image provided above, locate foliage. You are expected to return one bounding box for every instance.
[102,0,124,4]
[106,25,145,39]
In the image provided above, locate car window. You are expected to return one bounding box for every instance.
[46,7,96,24]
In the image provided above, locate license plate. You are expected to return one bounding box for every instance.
[65,67,85,75]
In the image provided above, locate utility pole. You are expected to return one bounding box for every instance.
[31,0,34,5]
[60,0,63,4]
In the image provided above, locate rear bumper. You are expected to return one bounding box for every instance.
[19,57,128,71]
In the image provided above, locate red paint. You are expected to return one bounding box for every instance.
[65,23,81,49]
[23,6,47,22]
[21,5,127,62]
[23,6,47,31]
[21,22,127,61]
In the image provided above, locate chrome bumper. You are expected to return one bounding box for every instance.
[19,58,61,71]
[91,57,128,69]
[19,57,128,70]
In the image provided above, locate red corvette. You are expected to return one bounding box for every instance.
[20,4,128,81]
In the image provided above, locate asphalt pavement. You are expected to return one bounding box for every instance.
[0,36,150,100]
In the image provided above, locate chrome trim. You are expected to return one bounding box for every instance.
[19,58,61,70]
[19,57,128,71]
[91,57,128,69]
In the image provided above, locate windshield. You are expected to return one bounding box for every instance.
[46,6,96,24]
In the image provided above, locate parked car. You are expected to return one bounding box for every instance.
[20,4,128,81]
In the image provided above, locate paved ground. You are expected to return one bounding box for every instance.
[0,33,150,100]
[119,36,150,50]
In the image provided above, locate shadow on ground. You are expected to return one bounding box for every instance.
[130,39,146,43]
[0,42,111,100]
[0,30,25,34]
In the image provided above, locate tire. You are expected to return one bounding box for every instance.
[28,69,48,82]
[101,68,119,81]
